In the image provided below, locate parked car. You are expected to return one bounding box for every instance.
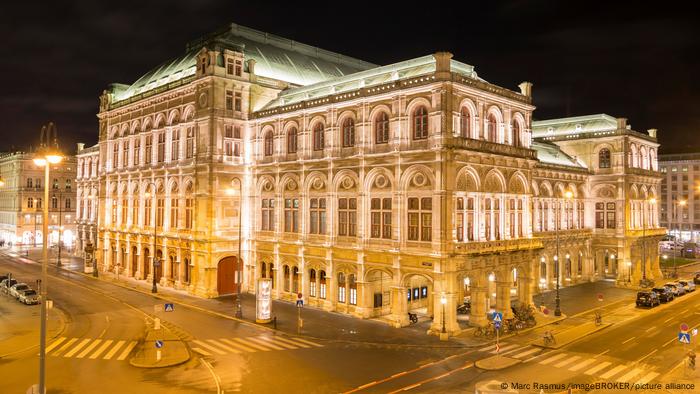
[682,242,700,258]
[678,280,696,292]
[652,287,674,303]
[9,283,30,299]
[665,282,686,297]
[18,289,39,305]
[636,291,660,307]
[694,273,700,285]
[0,278,17,294]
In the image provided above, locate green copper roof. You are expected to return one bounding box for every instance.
[532,114,618,138]
[260,55,482,110]
[112,23,377,103]
[532,141,587,169]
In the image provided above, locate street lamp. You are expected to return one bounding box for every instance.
[227,179,244,319]
[440,293,447,334]
[640,197,657,288]
[627,261,632,283]
[145,184,159,294]
[554,189,574,317]
[33,122,62,394]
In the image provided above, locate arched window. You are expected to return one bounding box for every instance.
[287,127,298,154]
[599,148,611,168]
[460,107,471,138]
[292,266,299,293]
[319,270,327,299]
[264,132,273,157]
[338,272,346,303]
[342,118,355,147]
[313,124,324,151]
[412,106,428,140]
[283,265,290,292]
[27,178,32,188]
[27,197,33,208]
[512,119,521,147]
[375,112,390,144]
[309,269,317,297]
[348,274,357,305]
[487,113,498,142]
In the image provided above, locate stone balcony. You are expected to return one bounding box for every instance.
[448,137,538,159]
[532,228,593,240]
[452,237,543,256]
[625,227,667,238]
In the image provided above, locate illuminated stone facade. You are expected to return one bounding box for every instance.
[89,24,663,335]
[0,151,77,249]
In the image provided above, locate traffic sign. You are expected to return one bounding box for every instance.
[679,332,691,344]
[296,299,304,307]
[597,293,603,302]
[155,340,164,348]
[164,303,174,312]
[681,323,689,333]
[495,343,500,353]
[492,312,503,323]
[693,328,698,337]
[494,321,502,330]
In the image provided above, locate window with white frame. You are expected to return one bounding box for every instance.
[171,129,180,161]
[349,274,357,305]
[261,198,275,231]
[309,198,326,234]
[407,197,431,241]
[133,138,140,165]
[412,106,429,140]
[157,133,165,163]
[284,198,299,232]
[313,124,324,151]
[370,197,392,239]
[338,197,357,236]
[460,107,471,138]
[375,112,390,144]
[145,135,152,164]
[338,273,346,303]
[595,202,616,229]
[342,118,355,147]
[186,127,195,158]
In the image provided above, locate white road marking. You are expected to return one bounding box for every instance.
[192,347,211,356]
[539,353,568,365]
[116,341,137,361]
[257,336,299,350]
[103,340,125,360]
[680,308,689,314]
[76,339,102,358]
[207,339,241,354]
[491,344,520,354]
[663,316,674,323]
[192,340,227,355]
[232,337,272,351]
[645,326,656,332]
[63,339,91,358]
[51,338,78,356]
[584,361,612,375]
[634,371,660,385]
[569,358,597,372]
[622,336,636,344]
[636,349,658,363]
[600,364,628,379]
[45,337,67,354]
[511,348,540,359]
[594,349,610,357]
[272,336,312,348]
[617,367,643,382]
[554,355,581,368]
[478,344,496,352]
[220,338,256,353]
[89,339,113,359]
[288,337,324,348]
[247,337,285,351]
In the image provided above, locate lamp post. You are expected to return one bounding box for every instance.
[641,197,657,287]
[440,293,447,334]
[33,122,62,394]
[627,261,632,283]
[227,178,244,319]
[554,189,574,317]
[145,183,159,294]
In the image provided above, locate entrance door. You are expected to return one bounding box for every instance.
[132,247,138,276]
[217,256,240,295]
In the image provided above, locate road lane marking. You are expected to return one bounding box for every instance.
[193,340,227,355]
[63,339,91,358]
[478,344,496,352]
[634,371,659,385]
[220,338,256,353]
[387,363,473,394]
[617,367,642,382]
[554,355,581,368]
[600,364,627,379]
[246,337,285,351]
[231,337,271,351]
[76,339,102,358]
[89,340,113,359]
[490,344,520,354]
[622,336,636,344]
[539,353,568,365]
[680,308,689,314]
[207,339,241,354]
[272,336,312,348]
[636,349,658,363]
[200,359,222,394]
[511,348,539,359]
[103,340,125,360]
[288,337,324,348]
[594,349,610,357]
[116,341,137,361]
[51,338,78,356]
[192,347,211,356]
[569,358,597,372]
[256,336,299,350]
[45,337,67,354]
[584,361,612,375]
[663,317,674,323]
[645,326,656,333]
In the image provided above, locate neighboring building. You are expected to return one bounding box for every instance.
[90,23,663,336]
[658,153,700,241]
[75,143,100,257]
[0,151,77,249]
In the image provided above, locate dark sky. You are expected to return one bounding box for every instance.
[1,1,698,154]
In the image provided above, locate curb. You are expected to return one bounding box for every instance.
[533,322,613,349]
[474,355,522,371]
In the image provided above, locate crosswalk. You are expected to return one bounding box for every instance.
[190,335,323,357]
[46,337,137,361]
[476,342,660,385]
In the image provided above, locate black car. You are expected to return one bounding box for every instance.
[636,291,660,307]
[652,287,674,303]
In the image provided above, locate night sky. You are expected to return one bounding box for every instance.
[2,1,698,155]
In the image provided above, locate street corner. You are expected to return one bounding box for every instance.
[534,321,613,349]
[47,305,69,339]
[475,355,522,370]
[128,337,191,369]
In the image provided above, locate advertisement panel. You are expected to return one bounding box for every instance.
[256,278,272,323]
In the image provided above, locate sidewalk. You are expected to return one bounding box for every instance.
[0,296,66,358]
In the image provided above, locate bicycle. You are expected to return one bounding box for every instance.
[543,331,556,346]
[594,312,602,326]
[474,324,496,338]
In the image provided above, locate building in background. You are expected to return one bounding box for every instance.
[0,151,77,250]
[659,153,700,241]
[75,143,100,257]
[89,23,664,335]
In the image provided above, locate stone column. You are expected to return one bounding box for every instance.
[470,273,488,327]
[496,280,513,319]
[390,286,408,327]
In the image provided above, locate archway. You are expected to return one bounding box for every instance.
[155,250,163,282]
[217,256,240,295]
[403,273,433,318]
[143,248,150,278]
[366,269,393,317]
[131,246,138,276]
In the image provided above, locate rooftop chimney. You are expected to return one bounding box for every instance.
[617,118,627,129]
[647,128,657,138]
[518,81,533,97]
[433,52,453,79]
[77,142,85,152]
